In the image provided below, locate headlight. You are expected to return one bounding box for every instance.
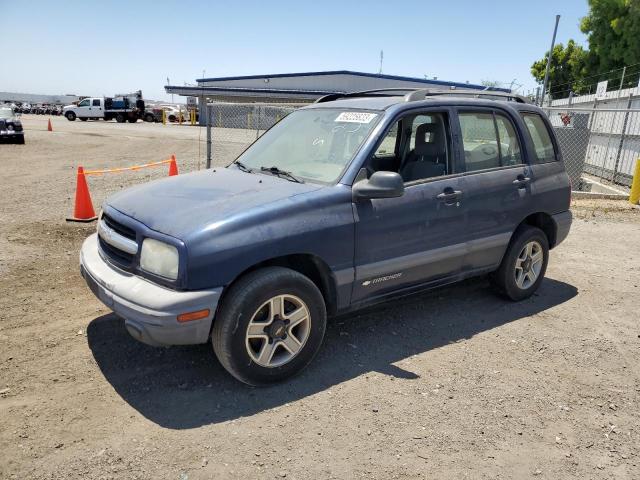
[140,238,179,280]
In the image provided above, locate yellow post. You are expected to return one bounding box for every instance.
[162,108,166,125]
[630,158,640,205]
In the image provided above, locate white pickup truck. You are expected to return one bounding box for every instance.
[63,92,145,123]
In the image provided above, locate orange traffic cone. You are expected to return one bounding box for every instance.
[168,155,179,176]
[66,166,98,222]
[47,119,53,132]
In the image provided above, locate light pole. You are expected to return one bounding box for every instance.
[540,15,561,106]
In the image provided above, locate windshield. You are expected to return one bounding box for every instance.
[0,108,13,119]
[235,108,380,183]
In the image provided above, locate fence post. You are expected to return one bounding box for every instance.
[630,159,640,205]
[206,104,212,169]
[256,105,261,140]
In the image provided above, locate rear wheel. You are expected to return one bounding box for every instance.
[127,117,137,123]
[144,113,155,122]
[65,112,76,121]
[212,267,327,386]
[79,117,87,121]
[492,225,549,301]
[115,113,126,123]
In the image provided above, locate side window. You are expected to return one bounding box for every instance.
[374,122,398,158]
[494,114,522,166]
[368,112,451,183]
[77,99,90,107]
[459,112,500,171]
[92,99,101,107]
[400,113,450,183]
[521,113,557,163]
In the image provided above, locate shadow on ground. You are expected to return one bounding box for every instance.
[87,277,577,429]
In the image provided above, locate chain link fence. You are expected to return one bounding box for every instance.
[204,102,301,167]
[543,87,640,192]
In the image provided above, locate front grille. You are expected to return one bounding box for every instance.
[98,212,138,269]
[103,213,136,240]
[99,236,135,267]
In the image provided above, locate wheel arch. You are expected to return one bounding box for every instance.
[217,253,338,319]
[517,212,557,249]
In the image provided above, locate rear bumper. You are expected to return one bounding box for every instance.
[80,234,222,346]
[552,211,572,247]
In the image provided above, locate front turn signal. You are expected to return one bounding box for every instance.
[177,309,210,323]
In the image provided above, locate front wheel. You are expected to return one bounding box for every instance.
[492,225,549,301]
[65,112,76,121]
[212,267,327,386]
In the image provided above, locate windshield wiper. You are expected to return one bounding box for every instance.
[233,160,253,173]
[260,166,304,183]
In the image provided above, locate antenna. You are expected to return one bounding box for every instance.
[378,50,384,74]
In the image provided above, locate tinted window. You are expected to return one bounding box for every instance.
[460,112,500,171]
[494,114,522,166]
[78,99,90,107]
[522,113,557,163]
[92,99,101,107]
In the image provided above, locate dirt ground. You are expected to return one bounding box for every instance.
[1,115,639,479]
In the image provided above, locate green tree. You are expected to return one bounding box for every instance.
[530,40,589,97]
[580,0,640,76]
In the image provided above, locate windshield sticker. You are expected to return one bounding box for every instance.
[335,112,377,124]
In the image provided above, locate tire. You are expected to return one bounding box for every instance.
[492,225,549,301]
[144,113,155,122]
[16,136,25,145]
[80,117,87,121]
[212,267,327,386]
[65,112,76,121]
[127,117,137,123]
[168,115,176,123]
[115,113,126,123]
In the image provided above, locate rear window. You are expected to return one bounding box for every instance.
[521,113,557,164]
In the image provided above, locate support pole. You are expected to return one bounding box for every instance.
[206,103,212,169]
[540,14,561,107]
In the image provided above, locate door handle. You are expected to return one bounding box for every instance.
[512,176,530,186]
[436,190,462,200]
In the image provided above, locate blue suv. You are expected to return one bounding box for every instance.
[80,89,572,385]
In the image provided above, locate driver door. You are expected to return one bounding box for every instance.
[76,98,91,118]
[352,109,467,304]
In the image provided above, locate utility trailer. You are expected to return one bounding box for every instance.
[63,91,145,123]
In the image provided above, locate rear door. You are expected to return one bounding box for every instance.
[519,112,571,214]
[352,108,467,304]
[90,98,103,119]
[455,108,532,271]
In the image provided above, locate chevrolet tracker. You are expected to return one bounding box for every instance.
[80,89,572,385]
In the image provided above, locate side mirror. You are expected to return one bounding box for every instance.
[353,171,404,200]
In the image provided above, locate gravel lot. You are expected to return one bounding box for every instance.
[1,116,639,479]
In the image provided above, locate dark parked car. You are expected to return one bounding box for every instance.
[0,106,25,144]
[80,89,572,385]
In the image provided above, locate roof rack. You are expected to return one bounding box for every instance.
[315,87,530,104]
[315,88,418,103]
[404,89,530,104]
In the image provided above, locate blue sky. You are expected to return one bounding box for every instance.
[1,0,589,102]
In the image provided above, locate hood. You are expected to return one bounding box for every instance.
[106,167,322,240]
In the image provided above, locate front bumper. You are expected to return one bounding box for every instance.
[80,234,222,346]
[0,130,23,138]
